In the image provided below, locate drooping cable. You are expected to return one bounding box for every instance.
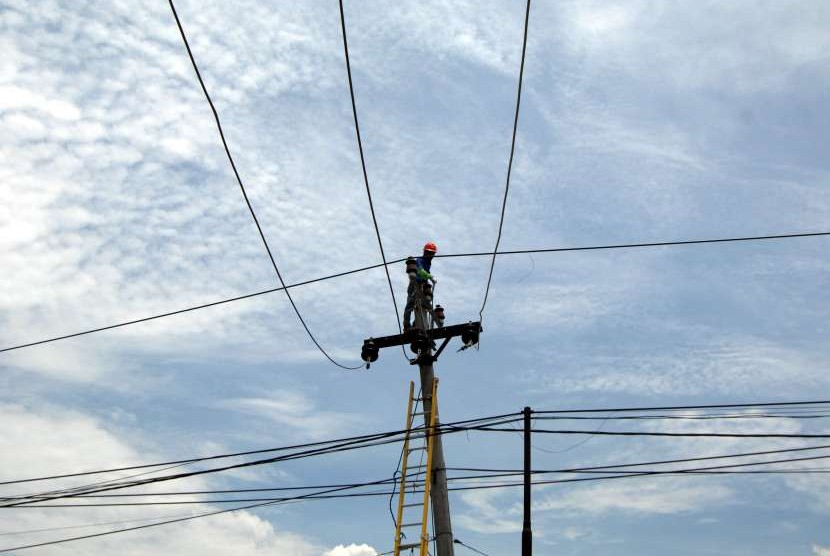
[478,0,532,321]
[0,411,519,488]
[7,454,830,509]
[0,478,391,553]
[2,231,827,354]
[1,416,524,506]
[166,0,361,370]
[337,0,407,360]
[3,451,829,551]
[454,538,493,556]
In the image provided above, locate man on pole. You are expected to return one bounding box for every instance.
[403,242,438,331]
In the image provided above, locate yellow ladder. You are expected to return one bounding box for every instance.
[393,379,439,556]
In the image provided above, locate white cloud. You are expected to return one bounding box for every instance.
[456,487,521,535]
[219,389,364,440]
[535,480,734,515]
[0,85,81,120]
[813,546,830,556]
[524,336,830,397]
[0,403,320,555]
[323,544,378,556]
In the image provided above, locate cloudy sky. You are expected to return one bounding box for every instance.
[1,0,829,554]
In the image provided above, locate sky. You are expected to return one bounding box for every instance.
[1,0,829,554]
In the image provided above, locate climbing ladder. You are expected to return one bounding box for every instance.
[393,379,440,556]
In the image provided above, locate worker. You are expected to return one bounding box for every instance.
[403,242,438,330]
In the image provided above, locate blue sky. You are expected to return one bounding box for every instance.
[1,1,829,554]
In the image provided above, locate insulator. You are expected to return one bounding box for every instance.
[422,283,432,295]
[405,257,417,275]
[461,323,480,346]
[361,340,379,363]
[434,305,445,320]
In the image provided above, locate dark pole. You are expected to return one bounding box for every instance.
[522,406,532,556]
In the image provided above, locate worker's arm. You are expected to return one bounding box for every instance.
[416,267,434,281]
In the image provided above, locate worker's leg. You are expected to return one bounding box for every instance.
[402,282,416,329]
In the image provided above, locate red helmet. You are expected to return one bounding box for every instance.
[423,242,438,253]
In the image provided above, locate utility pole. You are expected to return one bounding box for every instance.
[522,406,532,556]
[361,259,482,556]
[414,297,454,556]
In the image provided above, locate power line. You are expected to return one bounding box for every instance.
[479,0,532,321]
[3,451,827,552]
[454,538,493,556]
[475,427,830,439]
[535,412,830,421]
[13,442,830,506]
[8,454,830,508]
[337,0,406,358]
[0,411,518,488]
[533,399,830,414]
[1,402,826,493]
[166,0,361,370]
[0,479,390,554]
[1,416,524,507]
[2,231,827,354]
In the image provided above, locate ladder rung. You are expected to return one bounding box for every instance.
[401,521,422,527]
[399,542,420,550]
[403,502,422,508]
[407,446,426,453]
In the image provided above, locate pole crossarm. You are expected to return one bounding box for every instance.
[361,322,481,367]
[363,322,482,351]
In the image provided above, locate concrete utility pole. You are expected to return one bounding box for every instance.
[414,301,454,556]
[360,262,482,556]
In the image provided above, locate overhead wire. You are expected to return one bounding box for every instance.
[0,415,524,506]
[4,446,830,551]
[4,400,826,490]
[10,441,830,506]
[2,231,827,354]
[337,0,408,361]
[166,0,362,370]
[7,453,830,509]
[454,538,493,556]
[472,426,830,440]
[479,0,532,322]
[0,478,392,554]
[533,399,830,414]
[0,411,519,488]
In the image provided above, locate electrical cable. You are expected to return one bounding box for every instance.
[454,538,492,556]
[0,512,195,537]
[31,443,830,500]
[532,416,609,454]
[2,231,827,354]
[9,454,830,509]
[533,399,830,414]
[479,0,531,322]
[473,427,830,439]
[535,412,830,421]
[0,410,518,489]
[4,452,828,551]
[0,478,392,553]
[1,416,524,507]
[166,0,362,370]
[337,0,408,362]
[4,400,824,490]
